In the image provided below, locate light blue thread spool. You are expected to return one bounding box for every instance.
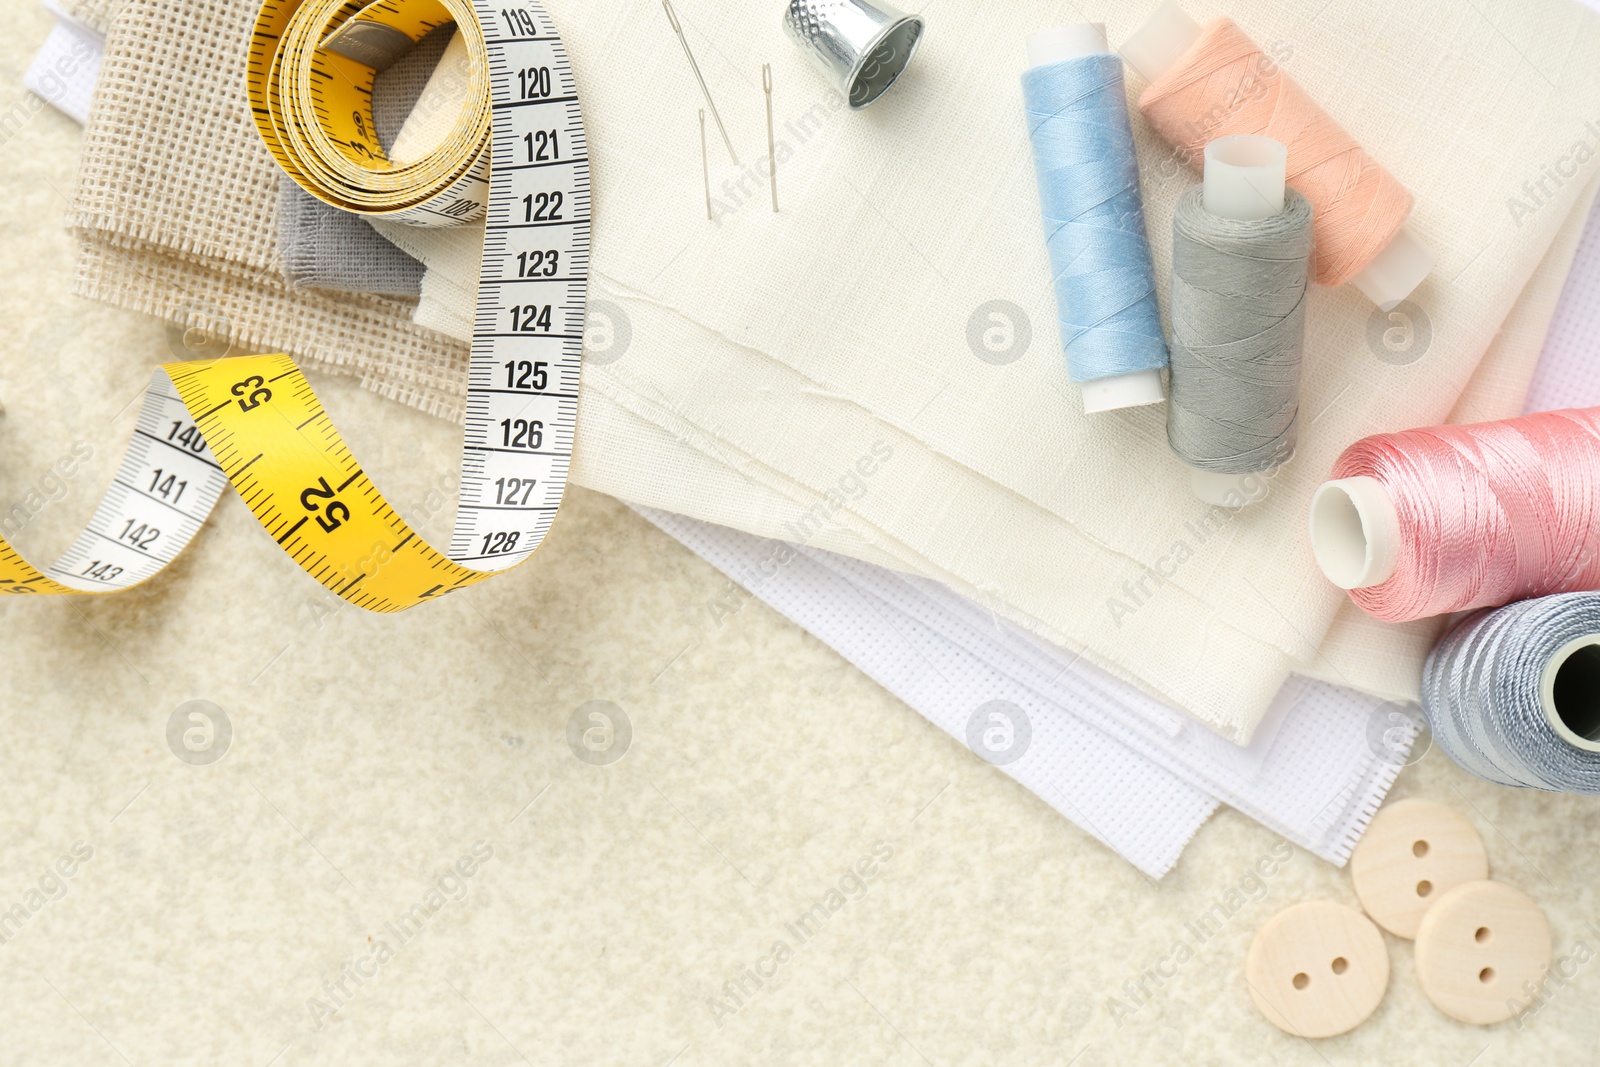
[1023,25,1168,414]
[1422,593,1600,793]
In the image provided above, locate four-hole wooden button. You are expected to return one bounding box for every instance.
[1415,881,1551,1025]
[1351,798,1488,939]
[1246,901,1390,1038]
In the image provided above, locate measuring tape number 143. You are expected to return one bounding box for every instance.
[0,0,591,611]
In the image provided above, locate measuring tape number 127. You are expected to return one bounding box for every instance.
[0,0,591,611]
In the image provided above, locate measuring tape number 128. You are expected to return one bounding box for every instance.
[0,0,591,611]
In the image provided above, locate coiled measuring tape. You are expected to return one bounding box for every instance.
[0,0,589,610]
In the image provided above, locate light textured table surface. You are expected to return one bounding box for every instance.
[2,7,1598,1065]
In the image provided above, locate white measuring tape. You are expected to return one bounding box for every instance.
[0,0,590,610]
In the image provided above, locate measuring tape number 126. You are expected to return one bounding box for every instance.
[0,0,591,611]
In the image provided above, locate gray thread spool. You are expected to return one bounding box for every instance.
[1167,141,1313,492]
[1423,593,1600,793]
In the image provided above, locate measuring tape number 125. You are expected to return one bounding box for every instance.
[0,0,591,611]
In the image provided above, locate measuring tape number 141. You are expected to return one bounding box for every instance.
[0,0,591,611]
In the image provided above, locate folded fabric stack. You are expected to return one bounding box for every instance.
[34,0,1600,874]
[648,193,1600,875]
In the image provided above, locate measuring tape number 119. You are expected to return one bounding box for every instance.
[0,0,591,611]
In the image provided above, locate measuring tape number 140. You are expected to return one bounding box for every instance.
[0,0,591,611]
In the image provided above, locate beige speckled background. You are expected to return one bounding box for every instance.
[2,7,1599,1064]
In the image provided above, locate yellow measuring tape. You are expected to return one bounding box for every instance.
[0,0,590,610]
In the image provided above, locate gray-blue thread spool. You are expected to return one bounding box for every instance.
[1422,593,1600,793]
[1022,25,1168,414]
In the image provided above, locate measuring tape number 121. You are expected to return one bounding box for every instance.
[0,0,591,611]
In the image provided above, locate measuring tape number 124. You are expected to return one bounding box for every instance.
[0,0,591,611]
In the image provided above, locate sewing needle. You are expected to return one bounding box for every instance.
[663,0,738,165]
[763,64,777,212]
[700,109,712,220]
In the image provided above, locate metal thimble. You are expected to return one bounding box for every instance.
[782,0,925,109]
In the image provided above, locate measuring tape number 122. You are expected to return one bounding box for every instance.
[0,0,591,611]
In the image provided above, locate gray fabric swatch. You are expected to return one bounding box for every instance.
[276,24,458,297]
[277,182,425,297]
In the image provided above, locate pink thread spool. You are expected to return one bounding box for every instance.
[1309,409,1600,623]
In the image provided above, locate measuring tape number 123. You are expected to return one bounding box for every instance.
[0,0,590,611]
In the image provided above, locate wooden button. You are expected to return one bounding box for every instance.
[1350,797,1488,939]
[1414,881,1551,1025]
[1246,901,1390,1038]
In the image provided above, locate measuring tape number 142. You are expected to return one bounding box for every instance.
[0,0,591,611]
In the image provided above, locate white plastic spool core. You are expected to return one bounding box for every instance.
[1541,636,1600,753]
[1204,135,1286,220]
[1026,23,1108,66]
[1119,0,1200,84]
[1186,135,1288,504]
[1029,24,1167,416]
[1350,226,1436,311]
[1121,0,1435,309]
[1309,477,1401,590]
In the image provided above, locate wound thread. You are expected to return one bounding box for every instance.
[1138,18,1414,289]
[1329,409,1600,623]
[1168,185,1312,474]
[1424,594,1600,794]
[1023,54,1168,384]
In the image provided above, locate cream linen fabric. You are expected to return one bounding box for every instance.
[65,0,1600,740]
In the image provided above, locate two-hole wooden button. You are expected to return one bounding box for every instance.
[1351,798,1488,938]
[1246,901,1390,1038]
[1415,881,1551,1024]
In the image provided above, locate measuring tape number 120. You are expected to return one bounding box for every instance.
[0,0,591,611]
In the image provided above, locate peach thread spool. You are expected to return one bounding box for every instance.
[1123,2,1434,308]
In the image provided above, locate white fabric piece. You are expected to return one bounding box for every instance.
[1526,191,1600,414]
[641,508,1415,872]
[24,1,103,124]
[640,508,1219,879]
[392,0,1600,744]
